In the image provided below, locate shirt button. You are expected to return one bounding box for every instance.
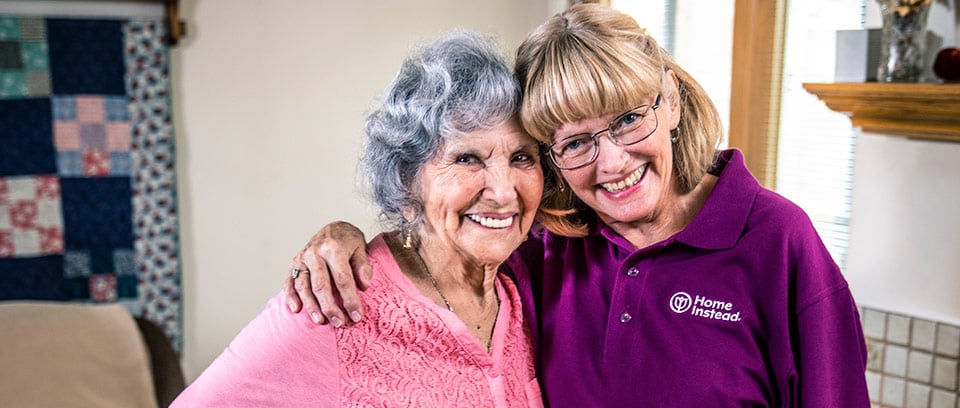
[619,312,632,323]
[626,267,639,277]
[489,368,500,377]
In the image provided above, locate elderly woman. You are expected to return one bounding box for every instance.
[284,4,870,407]
[171,31,544,407]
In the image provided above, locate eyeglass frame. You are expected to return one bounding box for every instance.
[547,94,662,170]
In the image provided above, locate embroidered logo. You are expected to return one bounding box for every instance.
[668,291,742,322]
[669,292,692,313]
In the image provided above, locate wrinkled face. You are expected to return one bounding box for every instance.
[415,118,543,266]
[553,88,682,228]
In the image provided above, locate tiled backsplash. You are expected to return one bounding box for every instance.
[861,306,960,408]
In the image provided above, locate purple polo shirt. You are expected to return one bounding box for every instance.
[506,149,869,407]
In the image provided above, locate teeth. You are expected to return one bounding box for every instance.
[467,214,514,229]
[601,164,647,193]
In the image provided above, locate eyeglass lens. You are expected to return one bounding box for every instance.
[550,95,660,170]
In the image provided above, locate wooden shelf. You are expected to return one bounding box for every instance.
[802,82,960,143]
[62,0,184,45]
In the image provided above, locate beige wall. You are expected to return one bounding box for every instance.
[842,2,960,328]
[173,0,558,381]
[845,134,960,327]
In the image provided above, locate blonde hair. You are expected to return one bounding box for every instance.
[515,3,723,237]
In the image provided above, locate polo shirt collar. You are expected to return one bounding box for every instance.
[675,148,760,249]
[593,148,760,251]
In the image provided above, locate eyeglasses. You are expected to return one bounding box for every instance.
[548,94,661,170]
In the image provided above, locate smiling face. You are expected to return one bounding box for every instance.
[554,76,682,230]
[414,118,543,267]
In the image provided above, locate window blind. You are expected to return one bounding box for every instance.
[775,0,864,268]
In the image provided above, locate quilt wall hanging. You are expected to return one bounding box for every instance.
[0,15,182,350]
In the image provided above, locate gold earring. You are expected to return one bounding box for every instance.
[553,167,566,192]
[402,225,414,249]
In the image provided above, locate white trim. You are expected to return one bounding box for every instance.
[0,1,164,19]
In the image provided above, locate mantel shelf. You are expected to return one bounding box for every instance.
[802,82,960,143]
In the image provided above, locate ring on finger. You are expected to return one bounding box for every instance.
[291,267,309,279]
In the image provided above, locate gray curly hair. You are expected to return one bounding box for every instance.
[360,30,522,230]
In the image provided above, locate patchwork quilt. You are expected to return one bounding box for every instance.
[0,16,181,350]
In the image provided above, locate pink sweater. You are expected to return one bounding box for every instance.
[172,234,543,407]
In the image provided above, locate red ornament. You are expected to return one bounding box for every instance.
[932,47,960,82]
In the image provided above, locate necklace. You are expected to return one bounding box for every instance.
[410,245,454,312]
[400,234,501,352]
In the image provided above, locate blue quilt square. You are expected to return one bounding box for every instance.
[60,177,133,250]
[63,276,89,299]
[109,152,131,175]
[104,96,129,121]
[113,249,135,276]
[57,151,83,176]
[0,256,66,300]
[0,98,56,176]
[117,275,137,298]
[19,40,48,70]
[64,251,91,278]
[52,96,76,120]
[0,16,18,39]
[46,18,125,95]
[89,248,115,273]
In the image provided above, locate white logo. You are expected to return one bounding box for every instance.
[668,291,742,322]
[669,292,692,313]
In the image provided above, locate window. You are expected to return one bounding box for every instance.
[613,0,860,268]
[612,0,734,143]
[776,1,864,267]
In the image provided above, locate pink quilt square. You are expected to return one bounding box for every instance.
[105,122,131,151]
[54,122,81,150]
[34,176,59,200]
[9,200,38,229]
[83,149,110,176]
[0,231,12,257]
[37,226,64,253]
[90,274,118,303]
[0,179,7,205]
[75,96,105,123]
[0,176,64,258]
